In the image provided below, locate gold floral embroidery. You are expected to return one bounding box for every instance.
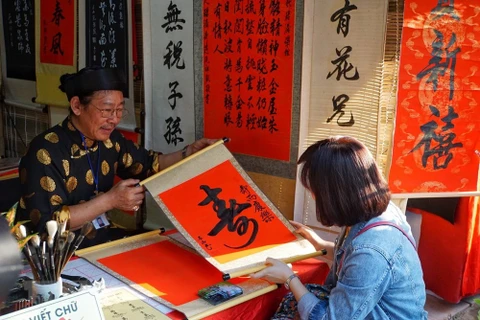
[50,195,63,206]
[66,177,78,193]
[62,160,70,176]
[67,121,76,131]
[83,137,95,148]
[101,160,110,176]
[130,163,143,175]
[115,142,121,153]
[44,132,59,143]
[104,139,113,149]
[20,168,27,184]
[37,149,52,165]
[86,169,94,185]
[152,154,160,173]
[19,197,26,209]
[40,176,56,192]
[122,153,133,168]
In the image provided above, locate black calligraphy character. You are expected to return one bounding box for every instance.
[199,185,257,249]
[235,78,244,92]
[246,113,257,129]
[50,32,64,55]
[245,0,256,14]
[270,19,282,37]
[257,116,267,129]
[327,46,360,81]
[163,41,186,69]
[327,94,355,126]
[224,111,234,126]
[256,97,266,110]
[269,79,279,95]
[269,0,281,15]
[259,0,266,16]
[51,0,65,26]
[416,30,459,101]
[224,94,233,110]
[257,18,269,35]
[269,116,278,133]
[410,105,463,169]
[431,0,460,20]
[234,0,244,14]
[168,81,183,110]
[161,1,186,32]
[246,19,255,35]
[269,97,277,114]
[246,75,255,90]
[224,74,233,92]
[235,58,243,73]
[163,117,184,145]
[236,111,243,128]
[330,0,358,37]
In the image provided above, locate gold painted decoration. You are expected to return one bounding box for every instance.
[40,176,56,192]
[83,137,95,148]
[71,144,80,155]
[102,160,110,176]
[104,139,113,149]
[62,160,70,176]
[20,168,27,184]
[50,194,63,206]
[66,176,78,193]
[115,142,121,153]
[86,169,94,185]
[19,197,26,209]
[129,163,143,175]
[122,153,133,168]
[36,149,52,165]
[44,132,59,143]
[29,209,41,225]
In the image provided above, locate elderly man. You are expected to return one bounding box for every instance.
[16,66,215,246]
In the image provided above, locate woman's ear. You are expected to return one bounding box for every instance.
[70,96,82,116]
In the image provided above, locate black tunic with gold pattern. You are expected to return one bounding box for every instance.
[16,117,161,238]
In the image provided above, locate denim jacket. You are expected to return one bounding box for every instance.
[298,202,428,320]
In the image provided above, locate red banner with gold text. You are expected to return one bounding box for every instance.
[389,0,480,193]
[203,0,295,161]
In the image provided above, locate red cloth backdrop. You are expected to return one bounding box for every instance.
[389,0,480,193]
[410,196,480,302]
[203,0,296,161]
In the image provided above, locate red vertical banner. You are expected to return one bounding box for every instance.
[389,0,480,193]
[40,0,75,65]
[203,0,295,161]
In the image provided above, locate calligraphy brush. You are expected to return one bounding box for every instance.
[17,226,41,281]
[48,237,56,282]
[30,235,49,282]
[62,222,94,268]
[58,231,75,275]
[55,232,68,279]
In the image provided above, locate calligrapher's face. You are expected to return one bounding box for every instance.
[78,90,124,141]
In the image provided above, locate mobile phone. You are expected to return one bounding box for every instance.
[198,282,243,305]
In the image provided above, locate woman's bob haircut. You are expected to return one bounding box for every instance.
[298,136,391,227]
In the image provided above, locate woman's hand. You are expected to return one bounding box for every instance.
[106,179,145,211]
[290,220,328,251]
[250,257,294,284]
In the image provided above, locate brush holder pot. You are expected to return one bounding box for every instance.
[32,278,63,302]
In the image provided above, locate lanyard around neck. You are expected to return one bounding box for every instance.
[80,133,100,193]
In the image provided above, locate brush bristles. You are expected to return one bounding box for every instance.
[67,231,75,244]
[31,235,41,248]
[81,222,94,237]
[46,220,58,238]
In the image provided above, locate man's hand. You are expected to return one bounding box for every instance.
[107,179,145,211]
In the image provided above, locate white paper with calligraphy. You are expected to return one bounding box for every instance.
[0,289,105,320]
[78,0,137,132]
[142,0,194,152]
[295,0,388,234]
[0,0,42,110]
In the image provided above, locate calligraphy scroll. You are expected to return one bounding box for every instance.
[294,0,387,236]
[389,0,480,193]
[142,141,316,276]
[0,0,40,109]
[35,0,76,107]
[203,0,296,161]
[142,0,195,153]
[80,0,136,132]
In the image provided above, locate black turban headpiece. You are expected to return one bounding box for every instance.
[59,66,127,101]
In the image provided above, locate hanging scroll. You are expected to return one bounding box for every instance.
[35,0,77,107]
[0,0,40,109]
[389,0,480,193]
[81,0,136,132]
[203,0,296,161]
[142,0,195,153]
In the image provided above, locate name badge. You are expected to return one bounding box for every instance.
[92,213,110,230]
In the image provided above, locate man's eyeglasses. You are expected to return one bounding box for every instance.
[91,104,129,119]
